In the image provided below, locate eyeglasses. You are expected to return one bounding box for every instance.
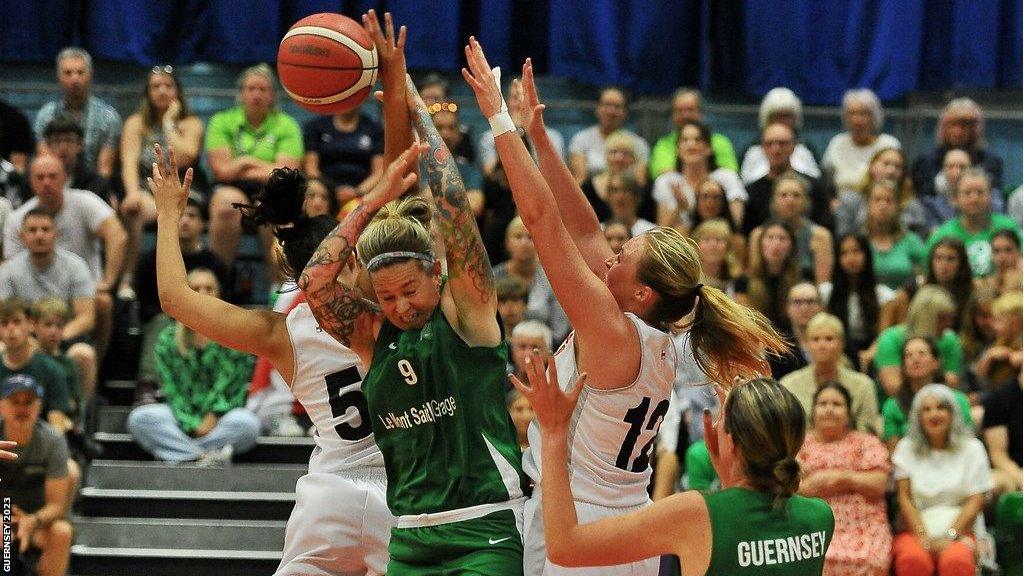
[151,65,174,75]
[788,298,819,307]
[427,102,457,115]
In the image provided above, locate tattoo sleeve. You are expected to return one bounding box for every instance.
[298,203,380,346]
[406,77,494,304]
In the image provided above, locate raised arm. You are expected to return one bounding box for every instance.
[518,60,611,276]
[298,143,424,354]
[364,10,412,168]
[150,144,294,378]
[463,39,636,373]
[405,77,501,345]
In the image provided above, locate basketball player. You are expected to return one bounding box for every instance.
[149,11,416,575]
[514,360,834,576]
[298,80,526,575]
[462,40,789,575]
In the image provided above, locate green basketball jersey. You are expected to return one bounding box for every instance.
[363,305,525,517]
[702,488,834,575]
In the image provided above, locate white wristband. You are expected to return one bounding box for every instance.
[488,111,516,137]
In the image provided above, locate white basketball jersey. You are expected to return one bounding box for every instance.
[522,313,676,508]
[286,303,384,474]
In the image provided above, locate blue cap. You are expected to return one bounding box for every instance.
[0,374,43,400]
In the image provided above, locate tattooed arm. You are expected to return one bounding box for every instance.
[405,76,502,347]
[299,144,425,359]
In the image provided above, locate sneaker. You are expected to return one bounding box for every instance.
[267,414,304,437]
[132,378,161,408]
[195,445,233,467]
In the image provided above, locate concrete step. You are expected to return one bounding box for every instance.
[72,517,286,551]
[99,380,136,407]
[77,487,295,520]
[85,460,305,492]
[70,547,279,576]
[93,432,314,464]
[95,405,130,433]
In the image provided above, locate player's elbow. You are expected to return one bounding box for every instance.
[546,537,587,567]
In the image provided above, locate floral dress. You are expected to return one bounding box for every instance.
[798,430,892,576]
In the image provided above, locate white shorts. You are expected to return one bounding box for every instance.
[523,493,659,576]
[275,468,392,576]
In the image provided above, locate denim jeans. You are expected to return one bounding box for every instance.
[127,403,260,462]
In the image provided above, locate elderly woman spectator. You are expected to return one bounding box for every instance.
[126,269,258,463]
[837,147,929,239]
[798,382,892,576]
[740,87,821,184]
[823,88,901,197]
[873,285,963,396]
[864,178,928,290]
[780,312,880,434]
[822,234,897,360]
[650,88,738,178]
[892,384,994,576]
[120,65,204,297]
[580,131,653,222]
[204,64,302,269]
[912,97,1003,198]
[568,86,650,184]
[652,120,745,231]
[301,104,384,213]
[692,219,744,299]
[748,171,833,283]
[882,337,973,453]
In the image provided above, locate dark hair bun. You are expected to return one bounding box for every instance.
[246,168,307,228]
[772,458,801,498]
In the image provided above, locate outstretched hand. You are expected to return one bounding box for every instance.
[0,440,16,461]
[518,58,548,135]
[461,37,505,119]
[363,141,427,208]
[510,351,585,434]
[147,144,193,217]
[362,10,406,89]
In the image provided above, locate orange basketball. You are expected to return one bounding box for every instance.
[277,13,378,114]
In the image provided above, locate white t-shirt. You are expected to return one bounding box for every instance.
[652,169,746,228]
[818,281,896,342]
[822,132,901,195]
[892,436,994,538]
[568,125,650,177]
[4,188,115,280]
[740,143,821,184]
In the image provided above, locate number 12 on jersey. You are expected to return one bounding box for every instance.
[615,396,670,472]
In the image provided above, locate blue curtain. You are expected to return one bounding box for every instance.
[2,0,1019,101]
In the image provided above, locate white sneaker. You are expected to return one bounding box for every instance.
[267,414,304,437]
[196,445,233,467]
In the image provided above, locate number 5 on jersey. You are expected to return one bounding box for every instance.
[324,367,373,441]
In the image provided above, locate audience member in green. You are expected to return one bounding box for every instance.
[650,88,738,178]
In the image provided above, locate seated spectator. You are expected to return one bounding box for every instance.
[0,377,72,576]
[836,147,929,239]
[31,299,86,428]
[650,87,738,178]
[748,171,833,282]
[42,115,111,202]
[890,238,973,332]
[0,208,97,406]
[602,219,631,254]
[205,64,302,270]
[492,217,569,342]
[882,337,973,453]
[767,282,824,379]
[692,219,744,298]
[418,72,476,165]
[780,312,880,433]
[920,148,972,232]
[737,219,805,332]
[33,47,121,179]
[971,292,1022,393]
[301,104,383,212]
[301,177,341,220]
[822,234,897,360]
[605,172,655,237]
[874,285,962,397]
[4,155,127,358]
[426,102,483,216]
[0,157,24,214]
[495,276,529,338]
[892,384,994,576]
[0,96,34,173]
[958,286,997,368]
[798,382,892,576]
[926,168,1021,278]
[982,372,1022,497]
[507,389,533,451]
[742,121,832,235]
[126,269,259,463]
[568,86,650,184]
[581,132,653,223]
[1007,186,1022,227]
[652,120,746,231]
[863,178,928,290]
[681,178,744,248]
[119,65,204,298]
[740,87,821,184]
[478,77,564,178]
[823,88,901,197]
[508,320,553,388]
[912,97,1003,198]
[984,229,1022,295]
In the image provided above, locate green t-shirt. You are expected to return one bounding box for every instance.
[204,106,304,163]
[363,306,525,516]
[872,232,927,290]
[0,352,71,415]
[685,440,719,491]
[874,325,962,374]
[881,390,973,440]
[650,131,739,177]
[41,351,81,422]
[926,214,1022,277]
[703,487,834,575]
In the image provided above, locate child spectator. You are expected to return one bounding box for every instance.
[972,292,1023,393]
[507,390,534,451]
[30,299,83,430]
[495,276,529,338]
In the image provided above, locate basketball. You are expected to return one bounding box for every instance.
[277,13,378,114]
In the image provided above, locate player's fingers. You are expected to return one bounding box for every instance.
[702,408,719,455]
[509,373,532,396]
[397,25,407,49]
[182,167,194,192]
[460,68,480,91]
[168,145,179,176]
[567,372,587,403]
[383,12,394,42]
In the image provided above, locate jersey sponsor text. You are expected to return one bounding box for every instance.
[377,396,458,430]
[736,531,827,567]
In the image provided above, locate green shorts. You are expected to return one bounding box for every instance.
[387,508,524,575]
